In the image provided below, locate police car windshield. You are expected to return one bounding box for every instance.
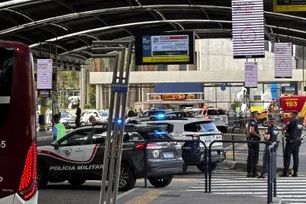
[149,111,166,116]
[207,109,226,115]
[99,111,108,117]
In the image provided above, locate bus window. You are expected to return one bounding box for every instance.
[0,47,14,127]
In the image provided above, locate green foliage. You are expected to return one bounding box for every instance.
[88,84,96,109]
[231,101,239,110]
[57,71,80,108]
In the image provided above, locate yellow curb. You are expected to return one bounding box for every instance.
[125,190,166,204]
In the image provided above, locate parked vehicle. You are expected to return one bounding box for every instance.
[37,125,184,191]
[134,116,226,173]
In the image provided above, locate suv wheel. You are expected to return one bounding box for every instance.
[148,176,173,188]
[118,163,136,191]
[197,162,217,173]
[68,179,86,186]
[37,164,48,188]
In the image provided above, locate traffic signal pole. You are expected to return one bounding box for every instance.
[92,41,133,204]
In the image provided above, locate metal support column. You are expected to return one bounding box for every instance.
[52,46,59,125]
[93,41,133,204]
[39,43,47,131]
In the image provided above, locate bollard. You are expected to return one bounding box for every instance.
[231,127,236,161]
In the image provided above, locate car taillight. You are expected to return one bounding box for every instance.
[134,144,145,150]
[205,116,211,119]
[134,143,158,150]
[18,142,37,200]
[221,134,224,140]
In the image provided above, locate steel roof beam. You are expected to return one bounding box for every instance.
[29,19,231,48]
[2,5,306,36]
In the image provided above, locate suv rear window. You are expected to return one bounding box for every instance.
[207,109,226,115]
[145,123,174,132]
[184,121,219,132]
[141,130,172,140]
[0,47,14,127]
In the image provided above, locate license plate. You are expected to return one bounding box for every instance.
[201,135,222,145]
[163,152,174,158]
[213,118,220,121]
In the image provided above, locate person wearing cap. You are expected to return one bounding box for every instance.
[246,111,261,177]
[258,117,278,178]
[281,110,303,177]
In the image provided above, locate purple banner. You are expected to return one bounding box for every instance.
[245,61,258,88]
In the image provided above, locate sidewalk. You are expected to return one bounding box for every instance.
[118,188,281,204]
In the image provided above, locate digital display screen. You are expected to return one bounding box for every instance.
[135,32,195,65]
[274,0,306,12]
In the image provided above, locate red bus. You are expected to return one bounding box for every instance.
[0,41,37,203]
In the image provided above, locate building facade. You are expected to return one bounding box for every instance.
[89,39,305,110]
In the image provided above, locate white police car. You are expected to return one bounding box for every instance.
[37,125,184,191]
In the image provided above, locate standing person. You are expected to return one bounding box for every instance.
[258,117,278,178]
[280,111,303,177]
[75,104,81,128]
[52,114,67,143]
[246,111,261,177]
[127,107,136,117]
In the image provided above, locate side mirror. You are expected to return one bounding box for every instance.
[52,141,60,150]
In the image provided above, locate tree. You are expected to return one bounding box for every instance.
[57,71,80,109]
[88,84,96,109]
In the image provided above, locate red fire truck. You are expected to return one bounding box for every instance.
[280,95,306,124]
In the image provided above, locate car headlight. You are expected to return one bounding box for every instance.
[60,119,67,123]
[152,150,160,158]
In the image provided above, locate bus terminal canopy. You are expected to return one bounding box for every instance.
[1,0,306,61]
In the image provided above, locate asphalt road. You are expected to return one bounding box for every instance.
[38,167,203,204]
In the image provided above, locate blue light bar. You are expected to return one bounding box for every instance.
[156,114,165,119]
[153,130,168,135]
[116,119,123,125]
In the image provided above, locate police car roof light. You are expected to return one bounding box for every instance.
[116,119,123,125]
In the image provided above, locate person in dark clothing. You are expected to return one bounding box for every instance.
[75,104,81,127]
[258,117,278,178]
[247,111,262,177]
[127,107,136,117]
[280,111,303,177]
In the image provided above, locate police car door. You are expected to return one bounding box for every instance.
[83,128,108,176]
[49,129,93,175]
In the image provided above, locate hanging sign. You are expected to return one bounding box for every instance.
[232,0,265,58]
[37,59,53,90]
[274,43,292,78]
[245,61,258,88]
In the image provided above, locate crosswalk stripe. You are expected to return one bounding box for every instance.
[187,171,306,204]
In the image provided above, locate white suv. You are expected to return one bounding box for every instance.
[139,117,226,173]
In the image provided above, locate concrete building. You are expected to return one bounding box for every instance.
[89,39,305,110]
